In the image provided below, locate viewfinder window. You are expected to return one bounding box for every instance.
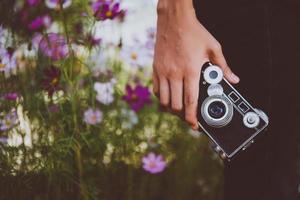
[228,92,239,103]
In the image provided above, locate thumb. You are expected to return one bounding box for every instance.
[210,47,240,84]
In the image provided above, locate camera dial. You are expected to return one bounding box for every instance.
[243,112,260,128]
[207,84,223,96]
[203,65,223,84]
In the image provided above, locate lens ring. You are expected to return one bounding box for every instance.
[201,95,233,128]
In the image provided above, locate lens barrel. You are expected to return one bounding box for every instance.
[201,95,234,128]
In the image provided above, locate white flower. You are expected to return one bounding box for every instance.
[94,80,115,105]
[89,52,108,77]
[0,110,19,131]
[0,47,17,76]
[120,45,153,68]
[83,108,103,125]
[45,0,72,9]
[120,108,138,129]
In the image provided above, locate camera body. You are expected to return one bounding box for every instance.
[197,62,269,160]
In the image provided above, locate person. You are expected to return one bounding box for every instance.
[152,0,300,199]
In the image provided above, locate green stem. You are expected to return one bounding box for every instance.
[75,146,88,200]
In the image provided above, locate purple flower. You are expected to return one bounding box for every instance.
[92,0,122,21]
[0,136,8,145]
[41,65,61,96]
[38,33,69,60]
[123,84,151,112]
[83,108,103,125]
[27,0,41,6]
[0,111,18,132]
[0,47,17,75]
[86,34,102,47]
[28,15,51,31]
[142,152,167,174]
[3,92,19,101]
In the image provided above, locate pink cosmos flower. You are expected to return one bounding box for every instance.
[92,0,122,21]
[142,152,167,174]
[3,92,19,101]
[28,15,51,31]
[27,0,41,6]
[38,33,69,60]
[122,84,152,112]
[83,108,103,125]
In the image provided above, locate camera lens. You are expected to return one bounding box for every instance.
[208,101,226,119]
[201,95,234,128]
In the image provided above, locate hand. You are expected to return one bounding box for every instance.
[152,6,240,130]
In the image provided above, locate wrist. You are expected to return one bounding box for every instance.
[157,0,196,19]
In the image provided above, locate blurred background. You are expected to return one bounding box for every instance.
[0,0,223,199]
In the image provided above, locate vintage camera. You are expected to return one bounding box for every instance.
[197,62,269,160]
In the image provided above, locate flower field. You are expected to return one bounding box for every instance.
[0,0,223,199]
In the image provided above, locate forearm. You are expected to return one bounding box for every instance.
[157,0,196,19]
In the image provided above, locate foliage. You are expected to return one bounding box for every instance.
[0,0,223,199]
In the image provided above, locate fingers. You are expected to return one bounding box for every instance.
[152,70,159,97]
[156,76,184,118]
[158,77,170,106]
[153,67,202,130]
[184,73,200,130]
[211,46,240,84]
[170,79,183,112]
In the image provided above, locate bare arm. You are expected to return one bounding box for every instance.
[153,0,240,130]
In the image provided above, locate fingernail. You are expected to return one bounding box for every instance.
[192,123,199,130]
[230,73,240,83]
